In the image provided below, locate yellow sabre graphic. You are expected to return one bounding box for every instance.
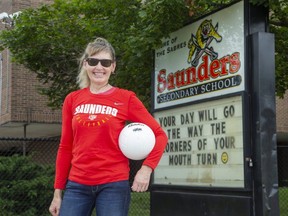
[188,19,222,67]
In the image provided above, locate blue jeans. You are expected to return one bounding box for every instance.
[59,180,131,216]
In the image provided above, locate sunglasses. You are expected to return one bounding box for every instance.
[86,58,113,67]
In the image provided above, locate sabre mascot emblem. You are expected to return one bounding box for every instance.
[187,19,222,67]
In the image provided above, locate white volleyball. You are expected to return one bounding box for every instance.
[119,123,156,160]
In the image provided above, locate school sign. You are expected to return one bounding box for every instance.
[151,1,279,215]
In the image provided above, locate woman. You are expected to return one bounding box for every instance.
[49,37,168,216]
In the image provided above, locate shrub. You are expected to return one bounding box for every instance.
[0,156,54,216]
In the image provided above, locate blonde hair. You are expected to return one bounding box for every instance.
[77,37,116,89]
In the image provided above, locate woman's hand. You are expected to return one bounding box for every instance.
[131,165,152,192]
[49,189,62,216]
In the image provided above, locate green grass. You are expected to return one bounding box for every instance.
[280,187,288,216]
[129,192,150,216]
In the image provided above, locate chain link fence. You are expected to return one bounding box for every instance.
[1,137,287,216]
[278,145,288,216]
[0,137,149,216]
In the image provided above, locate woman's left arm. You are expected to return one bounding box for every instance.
[128,94,168,192]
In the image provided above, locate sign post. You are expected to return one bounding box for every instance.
[251,32,279,216]
[151,1,279,215]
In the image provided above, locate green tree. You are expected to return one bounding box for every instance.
[0,0,188,108]
[0,0,287,109]
[269,1,288,99]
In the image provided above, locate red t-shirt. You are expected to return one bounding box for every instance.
[54,87,168,189]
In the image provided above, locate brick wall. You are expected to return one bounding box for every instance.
[10,63,61,123]
[0,0,60,125]
[13,0,53,11]
[0,49,12,123]
[276,95,288,133]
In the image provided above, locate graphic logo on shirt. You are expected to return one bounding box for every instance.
[114,102,124,106]
[74,104,118,116]
[74,103,118,127]
[88,115,97,120]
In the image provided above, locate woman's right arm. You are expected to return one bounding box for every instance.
[49,94,74,215]
[54,94,74,189]
[49,189,62,216]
